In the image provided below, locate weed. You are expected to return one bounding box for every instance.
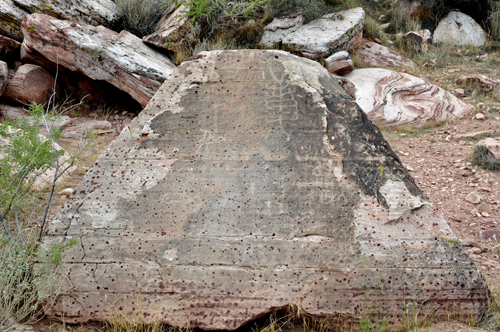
[116,0,172,37]
[363,14,387,42]
[471,144,500,171]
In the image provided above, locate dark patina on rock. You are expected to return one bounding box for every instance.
[43,50,488,329]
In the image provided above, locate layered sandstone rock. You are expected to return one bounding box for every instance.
[43,50,488,329]
[344,68,474,127]
[324,51,353,74]
[0,0,118,41]
[356,40,417,68]
[260,9,304,48]
[21,14,177,108]
[282,7,364,59]
[0,34,21,63]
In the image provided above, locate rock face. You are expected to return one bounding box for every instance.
[21,14,177,108]
[43,50,488,329]
[433,11,486,47]
[0,35,21,63]
[324,51,353,74]
[282,7,364,59]
[344,68,474,127]
[0,60,7,97]
[456,74,500,100]
[1,63,54,105]
[143,4,197,52]
[259,9,304,48]
[0,0,118,41]
[356,40,418,68]
[0,103,29,120]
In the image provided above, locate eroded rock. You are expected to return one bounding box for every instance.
[1,63,54,105]
[0,103,29,120]
[433,11,486,47]
[344,68,474,127]
[356,40,417,68]
[0,0,118,41]
[403,29,432,50]
[282,7,364,59]
[324,51,353,74]
[0,34,21,63]
[456,74,500,100]
[259,9,304,48]
[478,137,500,159]
[43,50,488,329]
[21,14,177,108]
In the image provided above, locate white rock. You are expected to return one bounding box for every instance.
[433,12,486,47]
[260,9,303,48]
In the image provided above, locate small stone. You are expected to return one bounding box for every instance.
[478,202,492,214]
[374,38,382,43]
[482,212,490,217]
[58,188,74,196]
[476,113,485,120]
[473,247,482,255]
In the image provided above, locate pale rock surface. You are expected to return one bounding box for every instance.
[143,4,197,52]
[0,34,21,63]
[433,12,486,47]
[478,137,500,159]
[0,0,118,41]
[480,229,500,242]
[43,50,487,329]
[466,191,481,204]
[21,14,177,108]
[344,68,474,127]
[324,51,353,74]
[0,60,7,97]
[282,7,364,59]
[1,63,54,105]
[356,40,418,68]
[60,119,113,138]
[0,103,29,120]
[260,9,303,48]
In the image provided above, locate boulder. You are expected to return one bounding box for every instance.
[403,29,432,50]
[282,7,364,59]
[478,137,500,159]
[393,0,423,19]
[0,103,28,120]
[43,49,488,329]
[259,9,304,48]
[0,34,21,63]
[1,63,54,105]
[0,0,118,42]
[143,4,198,52]
[344,68,474,127]
[324,51,353,74]
[433,12,486,47]
[0,60,7,97]
[355,40,418,68]
[21,14,177,108]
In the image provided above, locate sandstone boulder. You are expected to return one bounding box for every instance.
[43,50,488,329]
[0,35,21,63]
[259,9,304,48]
[0,61,7,97]
[21,14,177,108]
[0,103,29,120]
[478,138,500,159]
[393,0,423,19]
[143,4,198,52]
[282,7,364,59]
[324,51,353,74]
[356,40,418,68]
[403,29,432,50]
[1,63,54,105]
[456,74,500,100]
[344,68,474,127]
[433,12,486,47]
[0,0,118,41]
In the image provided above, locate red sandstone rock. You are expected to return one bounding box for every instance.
[0,103,29,120]
[325,51,353,75]
[356,40,418,68]
[1,64,54,105]
[0,35,21,63]
[0,61,7,97]
[21,14,177,108]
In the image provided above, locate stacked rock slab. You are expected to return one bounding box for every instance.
[43,50,488,329]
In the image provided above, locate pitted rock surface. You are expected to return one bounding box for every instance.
[21,14,177,108]
[282,7,364,59]
[43,50,488,329]
[344,68,474,127]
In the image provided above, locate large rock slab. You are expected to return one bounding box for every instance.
[21,14,177,108]
[433,11,486,47]
[344,68,474,127]
[356,40,418,68]
[0,0,118,41]
[282,7,364,59]
[43,50,488,329]
[259,9,304,48]
[1,63,55,105]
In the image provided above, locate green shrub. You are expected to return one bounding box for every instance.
[116,0,172,37]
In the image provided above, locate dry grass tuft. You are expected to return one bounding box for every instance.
[471,144,500,171]
[116,0,172,37]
